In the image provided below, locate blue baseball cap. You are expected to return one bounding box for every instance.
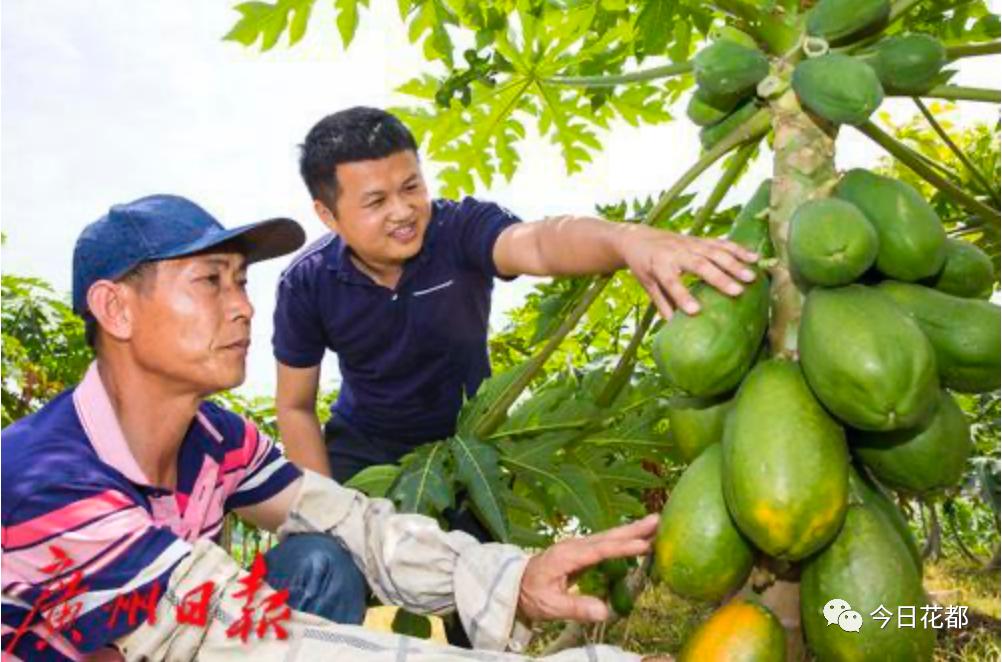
[72,194,305,314]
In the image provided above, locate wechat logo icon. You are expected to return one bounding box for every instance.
[823,598,863,633]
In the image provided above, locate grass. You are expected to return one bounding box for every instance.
[528,557,1000,660]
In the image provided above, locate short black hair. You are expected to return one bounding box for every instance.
[299,107,418,209]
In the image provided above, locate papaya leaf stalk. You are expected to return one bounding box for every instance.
[915,85,1002,104]
[946,40,1002,60]
[856,120,1002,231]
[913,99,1000,205]
[545,61,693,88]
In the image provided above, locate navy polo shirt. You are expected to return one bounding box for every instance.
[273,197,520,444]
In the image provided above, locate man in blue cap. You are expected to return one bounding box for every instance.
[1,193,663,661]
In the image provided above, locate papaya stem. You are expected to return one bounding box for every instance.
[855,120,1002,229]
[914,85,1002,104]
[692,139,762,234]
[595,304,658,408]
[544,61,692,88]
[946,40,1001,59]
[913,98,1000,205]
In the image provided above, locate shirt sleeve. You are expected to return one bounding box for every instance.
[223,419,302,512]
[449,198,522,279]
[272,273,328,368]
[1,475,192,658]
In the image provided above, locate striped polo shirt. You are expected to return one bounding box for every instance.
[1,362,302,660]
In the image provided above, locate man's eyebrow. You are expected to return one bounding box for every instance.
[360,187,386,200]
[200,255,248,270]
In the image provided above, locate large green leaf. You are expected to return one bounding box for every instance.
[449,435,510,541]
[388,442,454,515]
[344,464,401,498]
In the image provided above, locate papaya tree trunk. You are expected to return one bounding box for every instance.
[766,84,837,358]
[755,73,838,661]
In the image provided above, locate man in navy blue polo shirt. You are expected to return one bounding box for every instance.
[273,106,757,645]
[274,107,758,490]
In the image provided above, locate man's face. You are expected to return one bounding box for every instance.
[322,150,432,270]
[127,251,253,395]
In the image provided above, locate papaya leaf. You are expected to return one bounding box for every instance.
[503,450,609,532]
[388,442,454,515]
[456,361,529,437]
[334,0,370,47]
[344,464,400,498]
[449,435,510,541]
[224,0,315,51]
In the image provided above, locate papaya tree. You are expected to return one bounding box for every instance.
[227,0,1000,658]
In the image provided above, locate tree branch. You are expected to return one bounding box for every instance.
[692,139,761,234]
[545,62,692,88]
[946,40,1001,59]
[855,120,1001,230]
[913,85,1002,104]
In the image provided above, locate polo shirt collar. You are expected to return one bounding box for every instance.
[72,361,224,488]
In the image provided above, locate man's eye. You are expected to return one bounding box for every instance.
[201,274,221,286]
[366,199,383,208]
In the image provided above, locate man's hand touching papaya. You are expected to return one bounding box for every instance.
[494,218,759,320]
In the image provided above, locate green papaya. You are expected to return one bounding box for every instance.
[700,101,762,151]
[867,34,947,94]
[728,179,775,259]
[799,285,939,430]
[722,360,849,561]
[876,281,1001,392]
[687,88,742,127]
[853,390,972,494]
[807,0,890,46]
[598,557,631,582]
[655,444,754,602]
[801,500,934,661]
[679,598,787,662]
[850,467,922,574]
[609,578,634,617]
[788,198,878,286]
[652,182,772,397]
[652,274,769,397]
[667,394,732,463]
[927,237,995,299]
[835,169,947,281]
[792,54,885,126]
[709,25,759,50]
[693,40,770,99]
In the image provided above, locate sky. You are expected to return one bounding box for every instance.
[2,1,999,397]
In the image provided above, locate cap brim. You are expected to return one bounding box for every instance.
[157,217,306,265]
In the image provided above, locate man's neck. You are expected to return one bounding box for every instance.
[96,358,202,491]
[349,251,404,290]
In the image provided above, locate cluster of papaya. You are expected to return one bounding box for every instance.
[689,0,951,140]
[650,171,999,660]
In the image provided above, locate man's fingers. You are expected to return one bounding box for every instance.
[660,272,701,316]
[640,277,675,321]
[706,248,757,283]
[589,537,654,563]
[683,255,743,298]
[591,513,660,543]
[555,594,610,623]
[714,238,759,263]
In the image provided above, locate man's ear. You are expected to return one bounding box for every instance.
[86,281,134,342]
[313,199,340,234]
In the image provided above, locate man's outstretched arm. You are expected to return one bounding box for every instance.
[492,215,759,320]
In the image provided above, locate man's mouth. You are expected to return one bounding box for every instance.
[388,222,417,243]
[222,339,251,352]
